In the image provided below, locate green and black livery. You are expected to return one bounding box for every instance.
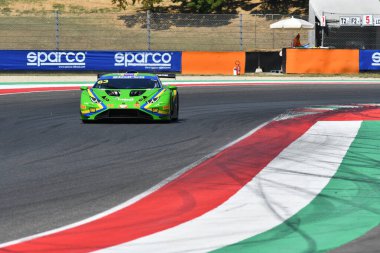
[80,73,179,122]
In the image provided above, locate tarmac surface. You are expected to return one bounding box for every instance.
[1,77,380,251]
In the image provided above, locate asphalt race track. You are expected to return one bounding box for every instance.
[1,83,380,251]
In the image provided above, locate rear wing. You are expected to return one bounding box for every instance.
[97,73,106,79]
[97,72,176,79]
[156,73,176,79]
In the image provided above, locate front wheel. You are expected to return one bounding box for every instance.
[171,92,179,121]
[81,119,93,124]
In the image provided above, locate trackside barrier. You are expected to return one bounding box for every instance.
[182,52,246,75]
[286,49,359,74]
[360,50,380,71]
[0,50,182,72]
[2,49,377,75]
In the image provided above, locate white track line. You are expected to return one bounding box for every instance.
[0,84,90,89]
[0,80,379,90]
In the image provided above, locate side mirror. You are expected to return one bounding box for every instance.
[80,86,89,91]
[167,85,177,91]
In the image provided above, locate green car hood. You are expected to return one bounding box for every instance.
[91,88,159,107]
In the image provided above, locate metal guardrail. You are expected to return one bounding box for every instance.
[0,12,308,51]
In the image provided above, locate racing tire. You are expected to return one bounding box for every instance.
[81,119,92,124]
[171,92,179,121]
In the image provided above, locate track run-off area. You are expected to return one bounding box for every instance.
[1,76,380,252]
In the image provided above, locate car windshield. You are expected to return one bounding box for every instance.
[94,78,160,89]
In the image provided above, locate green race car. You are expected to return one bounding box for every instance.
[80,72,179,123]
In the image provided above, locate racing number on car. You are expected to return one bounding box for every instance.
[97,80,109,84]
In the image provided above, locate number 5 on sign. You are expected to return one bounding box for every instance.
[363,15,373,26]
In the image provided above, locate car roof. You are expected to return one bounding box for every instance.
[98,73,160,81]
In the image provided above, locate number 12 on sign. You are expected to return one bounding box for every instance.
[340,16,361,26]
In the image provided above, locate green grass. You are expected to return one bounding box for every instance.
[0,0,43,4]
[0,0,119,15]
[0,0,9,6]
[1,7,11,15]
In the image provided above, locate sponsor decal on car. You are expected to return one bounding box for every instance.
[101,96,110,102]
[117,98,134,102]
[112,75,146,79]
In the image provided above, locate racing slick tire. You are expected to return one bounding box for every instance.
[81,119,92,124]
[171,93,179,121]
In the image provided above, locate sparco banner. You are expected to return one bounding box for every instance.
[0,50,182,72]
[359,50,380,71]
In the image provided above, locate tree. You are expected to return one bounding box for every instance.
[172,0,228,13]
[112,0,163,10]
[111,0,309,14]
[259,0,308,14]
[112,0,230,13]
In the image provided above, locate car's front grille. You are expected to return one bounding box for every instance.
[95,109,153,120]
